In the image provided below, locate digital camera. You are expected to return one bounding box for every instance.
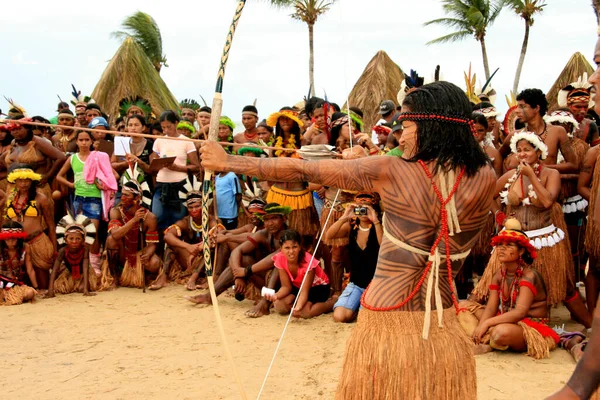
[354,206,368,216]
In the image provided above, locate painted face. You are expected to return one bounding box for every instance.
[76,132,93,151]
[263,214,285,234]
[66,232,84,250]
[5,238,18,249]
[218,124,231,141]
[15,178,32,192]
[516,100,537,123]
[120,190,138,208]
[242,114,258,130]
[188,202,202,218]
[569,102,588,123]
[496,242,523,263]
[516,139,539,165]
[399,121,417,159]
[181,109,196,123]
[312,107,325,130]
[160,121,177,136]
[474,122,487,142]
[590,38,600,115]
[86,109,102,124]
[281,239,301,263]
[127,118,144,134]
[257,126,272,142]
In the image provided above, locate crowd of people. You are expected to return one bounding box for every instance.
[1,67,600,398]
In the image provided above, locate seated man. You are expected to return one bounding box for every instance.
[103,172,161,289]
[185,203,290,318]
[458,218,559,359]
[47,213,98,297]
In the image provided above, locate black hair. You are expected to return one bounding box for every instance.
[257,119,274,133]
[151,122,163,134]
[32,115,49,124]
[516,88,548,117]
[402,81,489,177]
[128,114,147,127]
[472,101,494,113]
[305,96,324,118]
[331,103,341,112]
[242,105,258,114]
[86,103,102,113]
[0,128,14,146]
[329,112,348,147]
[199,106,212,114]
[8,163,38,200]
[57,101,70,109]
[0,220,25,259]
[275,107,301,141]
[159,110,180,124]
[115,116,125,125]
[279,229,305,261]
[59,109,74,116]
[75,130,95,151]
[471,112,488,130]
[349,106,364,118]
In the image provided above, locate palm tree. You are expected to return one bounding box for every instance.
[270,0,337,96]
[504,0,545,93]
[112,11,167,73]
[424,0,503,80]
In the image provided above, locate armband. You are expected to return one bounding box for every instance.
[108,219,123,233]
[145,231,159,244]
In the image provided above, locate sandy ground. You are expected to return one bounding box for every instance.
[0,285,584,400]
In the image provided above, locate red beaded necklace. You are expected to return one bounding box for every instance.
[244,130,258,141]
[499,265,524,313]
[65,246,85,280]
[361,162,465,312]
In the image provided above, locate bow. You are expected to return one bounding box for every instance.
[202,1,248,399]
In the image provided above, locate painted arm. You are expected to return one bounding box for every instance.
[141,212,158,263]
[164,220,200,254]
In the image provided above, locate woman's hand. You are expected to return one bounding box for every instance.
[126,153,140,165]
[519,161,535,178]
[342,203,356,219]
[366,205,379,224]
[199,141,229,172]
[354,133,375,149]
[472,321,489,344]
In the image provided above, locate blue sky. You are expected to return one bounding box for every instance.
[1,0,597,122]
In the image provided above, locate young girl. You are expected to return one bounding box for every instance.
[264,230,333,319]
[111,114,154,189]
[47,213,97,297]
[0,221,37,305]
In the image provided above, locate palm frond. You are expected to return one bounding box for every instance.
[424,17,472,31]
[426,30,473,45]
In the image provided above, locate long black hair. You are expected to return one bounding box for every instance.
[159,110,180,124]
[401,81,489,177]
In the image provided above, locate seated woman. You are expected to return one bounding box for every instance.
[0,221,37,305]
[47,213,98,297]
[264,229,334,319]
[325,192,382,323]
[458,218,559,359]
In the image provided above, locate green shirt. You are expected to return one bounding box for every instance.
[71,154,102,198]
[386,147,404,157]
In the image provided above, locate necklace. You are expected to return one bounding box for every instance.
[244,130,258,140]
[190,217,202,232]
[531,122,548,143]
[499,265,524,313]
[358,224,371,232]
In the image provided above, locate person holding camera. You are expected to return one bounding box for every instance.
[325,192,382,323]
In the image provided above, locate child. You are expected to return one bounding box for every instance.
[47,213,98,297]
[265,229,334,318]
[0,221,37,305]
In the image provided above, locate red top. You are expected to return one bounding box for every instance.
[273,252,329,288]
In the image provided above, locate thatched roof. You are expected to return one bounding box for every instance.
[546,52,594,111]
[91,37,179,119]
[345,50,404,131]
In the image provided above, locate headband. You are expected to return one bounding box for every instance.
[58,112,75,120]
[397,112,477,136]
[509,131,549,160]
[177,121,195,134]
[242,111,259,118]
[478,106,500,118]
[198,111,211,118]
[219,116,236,131]
[544,110,579,136]
[331,116,349,129]
[0,227,28,241]
[7,168,42,183]
[567,94,591,105]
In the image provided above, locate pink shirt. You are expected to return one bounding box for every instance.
[153,135,196,183]
[273,252,329,289]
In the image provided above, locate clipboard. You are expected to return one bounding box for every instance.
[149,156,176,170]
[96,140,114,156]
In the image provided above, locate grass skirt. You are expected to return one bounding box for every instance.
[1,285,37,305]
[266,186,319,236]
[27,232,54,270]
[54,267,98,294]
[120,252,145,288]
[335,307,476,400]
[586,150,600,258]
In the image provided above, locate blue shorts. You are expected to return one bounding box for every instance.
[333,282,365,312]
[73,196,102,220]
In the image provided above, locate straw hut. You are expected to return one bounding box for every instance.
[345,50,404,131]
[91,37,179,120]
[546,52,594,111]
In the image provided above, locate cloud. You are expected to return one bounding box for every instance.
[12,50,39,65]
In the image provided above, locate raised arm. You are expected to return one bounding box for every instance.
[200,141,386,193]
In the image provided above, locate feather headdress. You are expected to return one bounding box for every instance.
[558,73,593,108]
[464,64,481,105]
[397,69,425,106]
[119,96,152,117]
[179,98,200,112]
[56,213,96,245]
[241,180,263,208]
[475,68,499,105]
[179,175,212,207]
[4,97,28,117]
[503,91,519,136]
[121,164,152,208]
[70,84,95,107]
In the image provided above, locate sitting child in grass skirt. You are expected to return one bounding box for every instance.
[47,213,98,297]
[263,229,334,319]
[0,221,37,305]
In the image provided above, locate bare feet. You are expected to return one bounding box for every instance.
[245,299,271,318]
[186,272,200,291]
[149,273,168,291]
[185,292,212,305]
[570,341,587,363]
[474,344,493,355]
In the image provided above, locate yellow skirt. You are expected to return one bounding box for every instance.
[336,307,476,400]
[266,186,319,236]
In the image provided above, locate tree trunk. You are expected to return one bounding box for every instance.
[512,20,530,94]
[308,22,315,97]
[480,38,491,81]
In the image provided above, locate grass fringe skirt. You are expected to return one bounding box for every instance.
[266,186,319,236]
[335,307,476,400]
[54,268,98,294]
[1,285,36,305]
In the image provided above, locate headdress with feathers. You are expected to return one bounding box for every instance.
[475,68,499,105]
[503,91,519,136]
[56,213,96,245]
[558,73,593,108]
[119,96,152,117]
[178,176,212,207]
[180,98,200,112]
[121,165,152,208]
[4,97,28,118]
[464,64,481,105]
[70,84,95,107]
[241,180,263,208]
[397,69,425,106]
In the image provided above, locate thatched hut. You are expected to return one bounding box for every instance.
[91,37,179,120]
[345,50,404,131]
[546,52,594,111]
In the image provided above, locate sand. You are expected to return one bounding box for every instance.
[0,286,584,399]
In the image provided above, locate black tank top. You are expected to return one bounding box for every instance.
[348,224,379,289]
